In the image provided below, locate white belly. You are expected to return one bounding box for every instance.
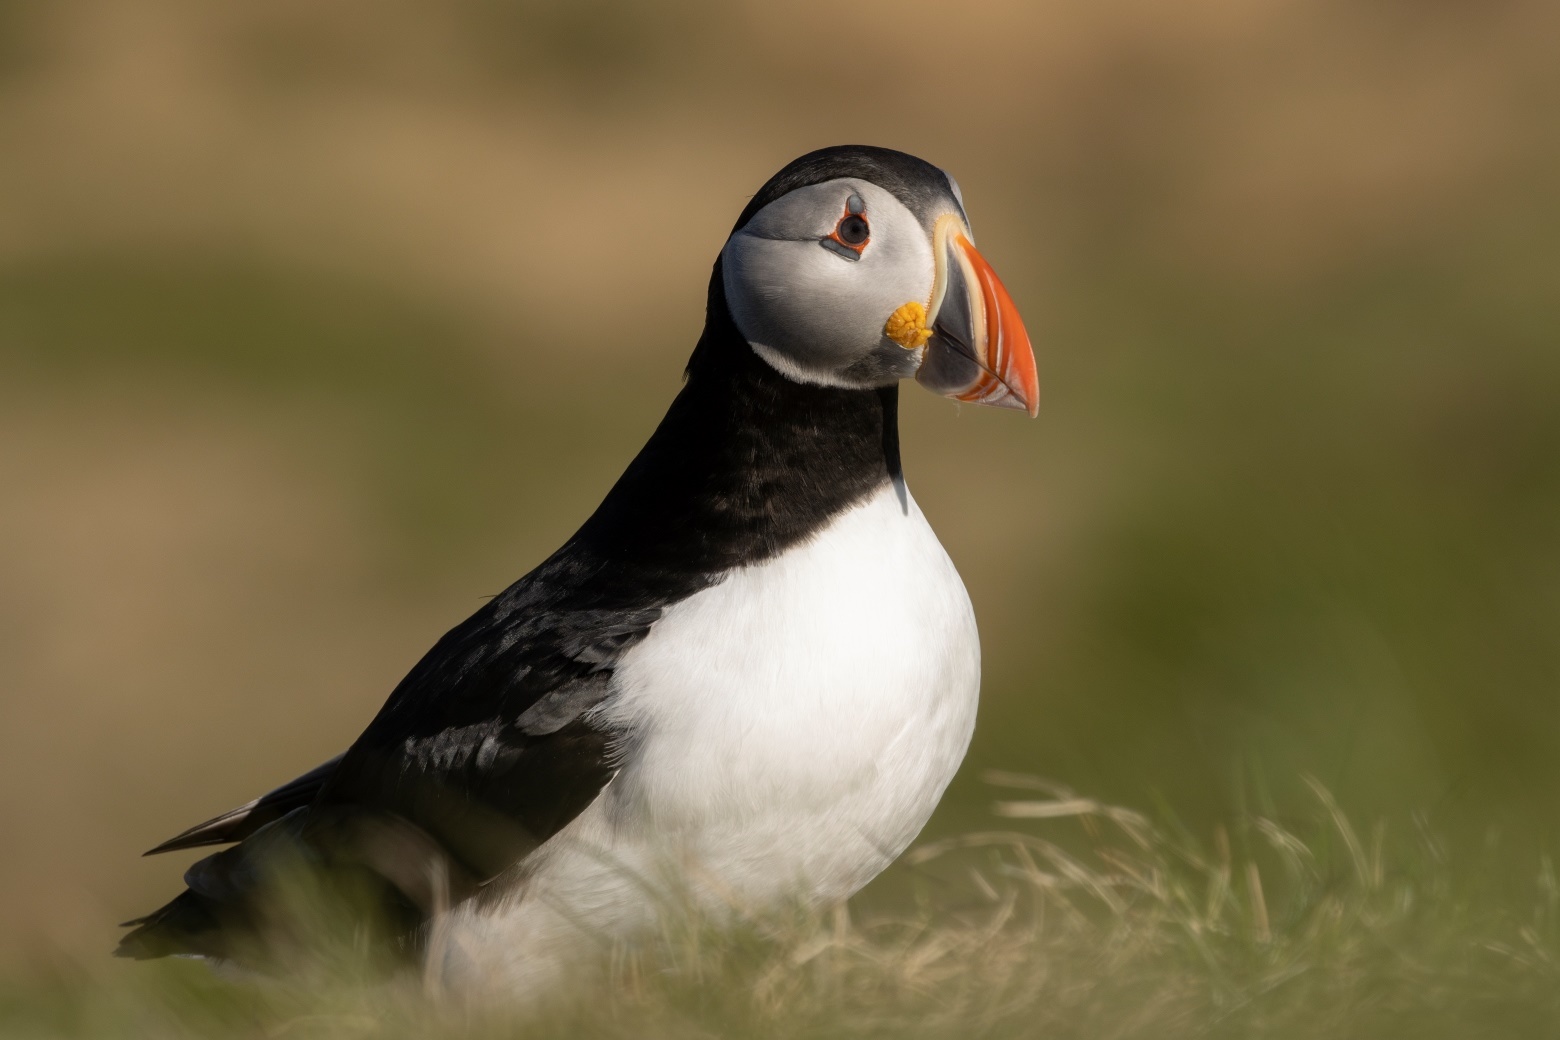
[443,480,980,990]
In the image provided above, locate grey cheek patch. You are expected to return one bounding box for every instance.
[943,172,965,211]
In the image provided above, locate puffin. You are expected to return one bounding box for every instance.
[118,145,1039,991]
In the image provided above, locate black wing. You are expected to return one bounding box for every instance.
[120,549,673,962]
[315,552,666,881]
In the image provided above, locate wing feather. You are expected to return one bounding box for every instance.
[143,754,343,856]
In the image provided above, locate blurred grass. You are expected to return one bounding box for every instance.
[5,783,1559,1038]
[0,0,1558,1026]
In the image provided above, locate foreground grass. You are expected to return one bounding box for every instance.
[4,778,1557,1039]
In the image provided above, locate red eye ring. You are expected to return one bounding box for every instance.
[823,202,870,256]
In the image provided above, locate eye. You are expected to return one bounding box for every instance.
[837,215,869,246]
[820,196,871,260]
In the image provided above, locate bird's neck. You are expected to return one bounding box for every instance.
[574,309,900,582]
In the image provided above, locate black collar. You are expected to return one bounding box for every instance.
[569,257,899,595]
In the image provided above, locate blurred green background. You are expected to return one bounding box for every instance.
[0,0,1557,971]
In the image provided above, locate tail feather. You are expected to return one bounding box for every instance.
[118,805,461,967]
[116,891,227,960]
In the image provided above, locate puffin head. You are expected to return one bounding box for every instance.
[719,145,1038,416]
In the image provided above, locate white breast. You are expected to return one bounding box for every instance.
[443,480,980,992]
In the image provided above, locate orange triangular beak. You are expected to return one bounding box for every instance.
[915,223,1039,417]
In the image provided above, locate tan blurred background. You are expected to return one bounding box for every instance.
[2,0,1558,967]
